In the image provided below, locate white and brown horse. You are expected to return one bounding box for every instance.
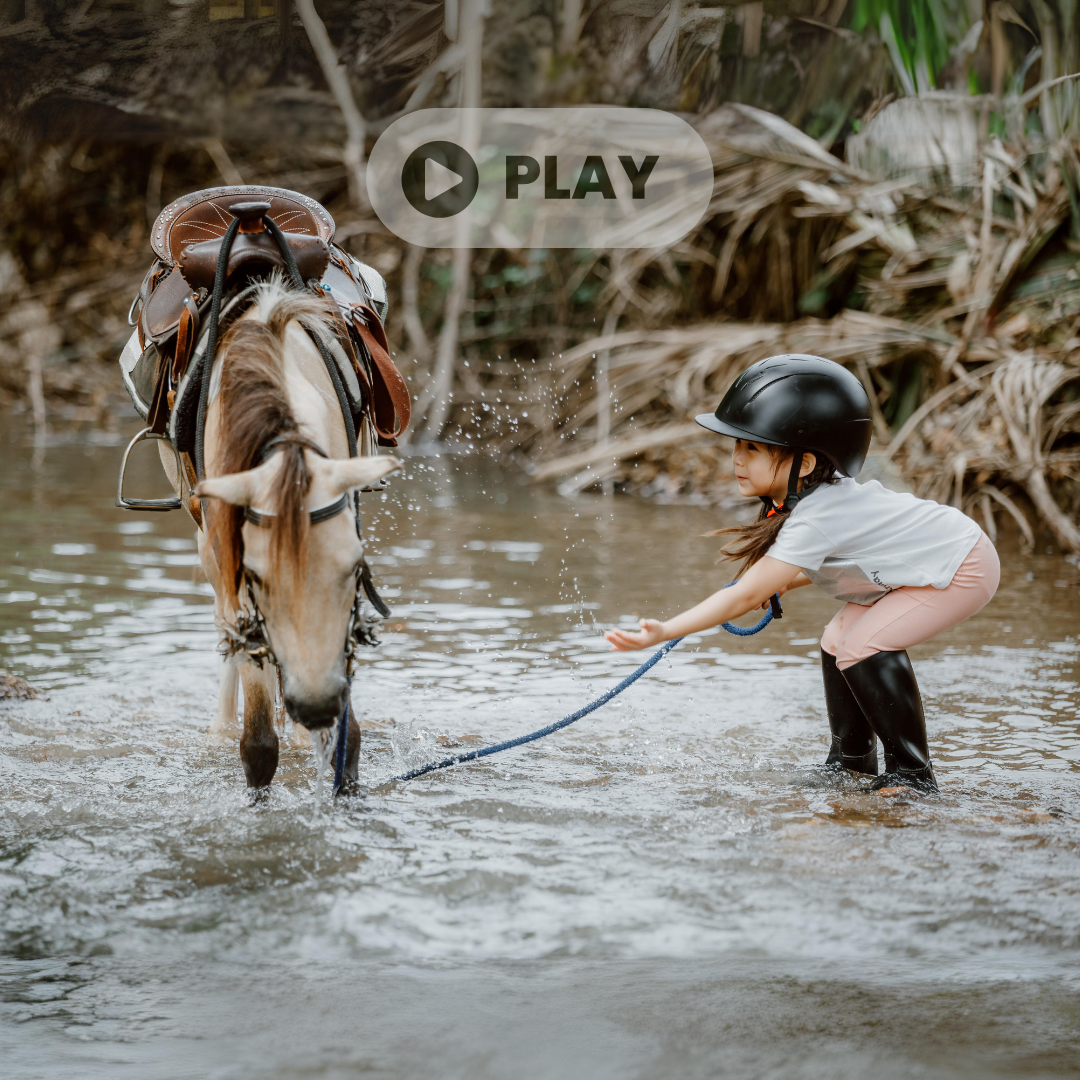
[166,278,398,791]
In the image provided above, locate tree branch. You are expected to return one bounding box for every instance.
[294,0,367,210]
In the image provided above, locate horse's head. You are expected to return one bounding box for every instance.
[197,450,400,730]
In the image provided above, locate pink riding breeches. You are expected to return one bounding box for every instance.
[820,533,1000,671]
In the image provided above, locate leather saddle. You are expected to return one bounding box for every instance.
[137,185,335,346]
[121,184,410,453]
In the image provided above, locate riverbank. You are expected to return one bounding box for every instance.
[2,115,1078,549]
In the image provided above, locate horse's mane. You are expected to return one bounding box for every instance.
[208,278,337,608]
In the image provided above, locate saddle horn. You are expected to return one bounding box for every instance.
[229,200,272,232]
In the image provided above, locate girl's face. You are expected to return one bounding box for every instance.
[732,439,790,502]
[732,440,817,502]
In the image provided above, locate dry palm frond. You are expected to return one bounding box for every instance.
[516,106,1080,551]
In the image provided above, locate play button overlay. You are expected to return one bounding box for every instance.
[369,109,714,247]
[401,141,479,218]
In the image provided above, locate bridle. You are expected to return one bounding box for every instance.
[217,434,386,675]
[186,205,392,680]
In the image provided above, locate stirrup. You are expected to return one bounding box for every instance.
[116,427,183,511]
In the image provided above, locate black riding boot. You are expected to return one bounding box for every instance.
[820,649,878,774]
[840,650,938,793]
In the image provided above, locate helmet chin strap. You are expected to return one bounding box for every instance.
[784,451,805,507]
[760,451,806,517]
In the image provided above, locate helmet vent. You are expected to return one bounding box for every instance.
[744,372,798,404]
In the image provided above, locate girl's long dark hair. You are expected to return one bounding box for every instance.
[710,448,837,575]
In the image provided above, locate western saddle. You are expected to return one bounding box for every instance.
[117,184,410,515]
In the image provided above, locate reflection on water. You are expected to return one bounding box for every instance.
[1,418,1079,1078]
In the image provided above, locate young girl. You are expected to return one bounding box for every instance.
[605,354,1000,793]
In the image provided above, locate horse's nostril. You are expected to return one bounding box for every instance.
[283,689,346,731]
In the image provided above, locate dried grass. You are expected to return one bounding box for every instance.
[524,103,1080,552]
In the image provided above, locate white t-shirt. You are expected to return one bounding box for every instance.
[767,477,983,604]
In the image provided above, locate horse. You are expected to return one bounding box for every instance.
[169,276,399,793]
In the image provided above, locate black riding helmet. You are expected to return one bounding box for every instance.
[696,354,872,509]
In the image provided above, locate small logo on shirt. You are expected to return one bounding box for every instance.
[869,570,894,592]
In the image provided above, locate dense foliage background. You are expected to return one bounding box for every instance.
[1,0,1077,549]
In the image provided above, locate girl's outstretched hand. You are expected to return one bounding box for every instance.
[605,618,665,652]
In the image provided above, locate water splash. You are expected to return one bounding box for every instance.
[310,726,335,815]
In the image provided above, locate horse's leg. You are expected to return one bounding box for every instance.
[208,658,241,743]
[238,663,279,790]
[197,522,244,746]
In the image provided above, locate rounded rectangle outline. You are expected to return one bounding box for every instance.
[367,107,714,249]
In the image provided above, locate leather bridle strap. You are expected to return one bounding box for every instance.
[262,214,359,460]
[257,433,329,463]
[243,492,349,528]
[244,435,349,526]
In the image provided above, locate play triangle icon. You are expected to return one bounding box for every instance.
[425,156,464,201]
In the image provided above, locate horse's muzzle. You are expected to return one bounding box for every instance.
[284,681,348,731]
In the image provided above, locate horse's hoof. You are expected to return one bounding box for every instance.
[241,736,279,788]
[247,786,271,806]
[334,777,365,799]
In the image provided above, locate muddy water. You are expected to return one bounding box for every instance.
[1,417,1079,1079]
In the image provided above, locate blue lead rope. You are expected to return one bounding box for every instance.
[328,587,777,790]
[388,634,686,785]
[330,589,780,794]
[332,692,352,795]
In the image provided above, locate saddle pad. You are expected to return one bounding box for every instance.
[152,186,335,268]
[118,329,155,420]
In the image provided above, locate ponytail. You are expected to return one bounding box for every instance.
[708,448,837,575]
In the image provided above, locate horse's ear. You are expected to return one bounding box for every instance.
[318,455,401,496]
[194,469,263,507]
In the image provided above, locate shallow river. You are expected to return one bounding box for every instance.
[2,419,1079,1079]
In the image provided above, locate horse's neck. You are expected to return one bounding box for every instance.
[203,324,349,476]
[282,326,349,460]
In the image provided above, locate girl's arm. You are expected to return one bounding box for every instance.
[768,569,812,604]
[605,556,804,651]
